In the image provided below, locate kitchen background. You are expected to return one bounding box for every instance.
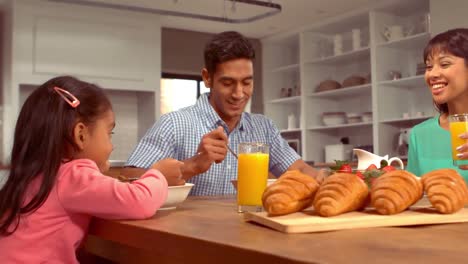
[0,0,467,170]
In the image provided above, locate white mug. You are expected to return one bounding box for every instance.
[334,34,343,55]
[383,25,404,41]
[287,114,297,130]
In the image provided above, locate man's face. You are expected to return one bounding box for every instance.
[203,58,254,122]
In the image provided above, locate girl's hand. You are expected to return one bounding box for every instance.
[151,158,185,186]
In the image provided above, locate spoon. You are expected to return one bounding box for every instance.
[227,145,238,159]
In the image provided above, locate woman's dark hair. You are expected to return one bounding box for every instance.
[204,31,255,76]
[0,76,112,235]
[423,28,468,113]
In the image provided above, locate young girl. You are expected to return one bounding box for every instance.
[407,28,468,182]
[0,76,184,263]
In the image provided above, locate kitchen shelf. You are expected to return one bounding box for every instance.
[304,46,370,65]
[268,96,301,104]
[378,75,425,88]
[307,122,373,131]
[308,84,371,98]
[271,63,300,73]
[380,115,433,125]
[280,128,302,133]
[377,32,431,50]
[263,0,432,163]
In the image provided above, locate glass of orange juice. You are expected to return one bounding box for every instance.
[237,142,269,213]
[449,114,468,166]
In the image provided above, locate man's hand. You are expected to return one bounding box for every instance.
[182,126,228,179]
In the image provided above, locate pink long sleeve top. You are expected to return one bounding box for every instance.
[0,159,168,263]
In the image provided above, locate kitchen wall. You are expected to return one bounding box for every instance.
[430,0,468,34]
[161,28,264,114]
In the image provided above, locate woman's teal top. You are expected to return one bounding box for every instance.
[406,115,468,183]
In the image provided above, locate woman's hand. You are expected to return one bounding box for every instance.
[151,158,185,186]
[456,132,468,170]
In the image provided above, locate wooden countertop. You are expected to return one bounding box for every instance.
[84,196,468,264]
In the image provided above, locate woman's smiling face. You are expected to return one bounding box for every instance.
[425,50,468,107]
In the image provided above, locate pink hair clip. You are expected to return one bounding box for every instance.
[53,87,80,108]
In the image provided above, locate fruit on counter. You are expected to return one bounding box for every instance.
[421,169,468,214]
[370,170,423,215]
[355,171,365,180]
[262,170,320,216]
[329,160,397,188]
[338,164,353,173]
[313,172,369,217]
[330,160,353,173]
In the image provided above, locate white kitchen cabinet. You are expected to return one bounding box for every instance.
[262,0,434,163]
[0,0,162,163]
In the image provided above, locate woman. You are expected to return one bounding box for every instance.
[407,28,468,182]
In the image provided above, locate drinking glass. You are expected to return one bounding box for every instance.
[449,114,468,166]
[237,142,269,213]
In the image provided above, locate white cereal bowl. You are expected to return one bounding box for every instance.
[160,183,194,210]
[230,179,277,191]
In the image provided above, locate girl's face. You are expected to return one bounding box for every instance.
[74,109,115,172]
[425,51,468,107]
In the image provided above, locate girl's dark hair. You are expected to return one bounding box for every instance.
[0,76,112,235]
[204,31,255,76]
[423,28,468,113]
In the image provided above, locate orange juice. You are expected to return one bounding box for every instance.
[449,121,468,160]
[237,153,269,206]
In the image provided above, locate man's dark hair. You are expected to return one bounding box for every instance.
[204,31,255,75]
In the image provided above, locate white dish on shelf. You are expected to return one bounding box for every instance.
[362,112,373,122]
[346,113,362,124]
[322,112,346,126]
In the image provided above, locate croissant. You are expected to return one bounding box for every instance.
[313,172,368,217]
[371,170,423,215]
[262,170,319,216]
[421,169,468,214]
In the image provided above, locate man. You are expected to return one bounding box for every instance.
[126,31,323,195]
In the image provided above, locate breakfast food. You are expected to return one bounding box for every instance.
[421,169,468,214]
[371,170,423,215]
[313,172,369,217]
[262,170,319,216]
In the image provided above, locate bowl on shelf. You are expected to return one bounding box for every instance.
[322,112,346,126]
[342,75,367,87]
[230,179,277,191]
[346,113,363,124]
[160,183,194,210]
[315,80,342,93]
[362,112,373,122]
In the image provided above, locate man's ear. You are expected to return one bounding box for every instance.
[201,68,212,89]
[73,122,88,150]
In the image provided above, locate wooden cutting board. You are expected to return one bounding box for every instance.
[244,198,468,233]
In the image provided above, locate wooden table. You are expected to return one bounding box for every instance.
[84,196,468,264]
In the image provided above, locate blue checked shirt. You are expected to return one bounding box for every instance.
[126,93,300,196]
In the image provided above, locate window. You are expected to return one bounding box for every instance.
[160,73,209,115]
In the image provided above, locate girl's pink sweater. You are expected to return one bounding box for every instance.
[0,159,168,263]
